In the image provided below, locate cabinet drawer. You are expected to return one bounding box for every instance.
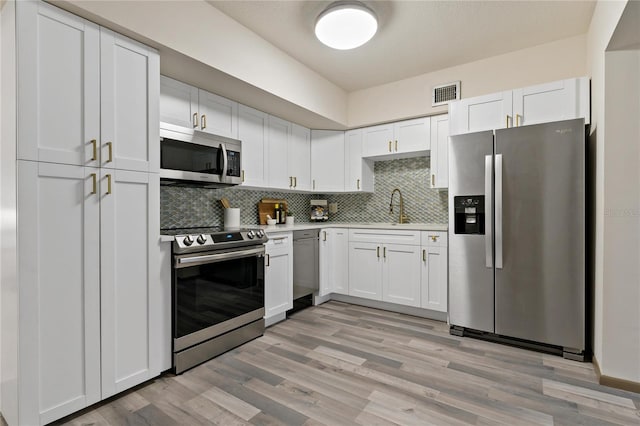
[421,231,447,247]
[265,232,292,249]
[349,229,420,246]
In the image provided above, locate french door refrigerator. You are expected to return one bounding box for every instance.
[448,118,585,360]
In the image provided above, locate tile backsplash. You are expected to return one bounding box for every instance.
[160,157,447,229]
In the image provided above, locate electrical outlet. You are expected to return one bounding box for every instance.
[329,202,338,214]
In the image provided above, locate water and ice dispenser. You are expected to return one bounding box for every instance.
[454,196,485,235]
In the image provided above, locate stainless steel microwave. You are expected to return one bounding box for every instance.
[160,123,242,186]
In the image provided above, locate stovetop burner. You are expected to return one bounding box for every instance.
[165,226,268,254]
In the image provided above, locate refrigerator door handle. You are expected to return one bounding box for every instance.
[495,154,503,269]
[485,155,493,268]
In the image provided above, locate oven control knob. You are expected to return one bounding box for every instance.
[246,230,255,239]
[183,235,194,246]
[196,234,207,245]
[256,230,265,238]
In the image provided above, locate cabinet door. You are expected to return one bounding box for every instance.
[17,161,101,425]
[421,245,448,312]
[394,117,430,154]
[512,77,590,126]
[238,105,268,187]
[265,235,293,317]
[17,1,100,166]
[362,124,394,157]
[311,130,345,192]
[349,242,383,300]
[198,89,239,139]
[100,170,160,398]
[382,244,421,307]
[160,76,199,129]
[101,29,160,172]
[266,115,291,189]
[345,129,374,192]
[289,124,311,191]
[449,91,513,136]
[430,114,449,189]
[319,229,349,297]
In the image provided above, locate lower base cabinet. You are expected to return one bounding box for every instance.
[349,242,383,300]
[15,161,161,425]
[421,232,448,312]
[319,228,349,296]
[264,233,293,319]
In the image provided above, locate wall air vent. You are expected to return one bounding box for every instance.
[432,81,460,106]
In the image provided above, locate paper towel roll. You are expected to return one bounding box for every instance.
[224,208,240,230]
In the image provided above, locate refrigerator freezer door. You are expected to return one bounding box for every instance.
[448,131,495,333]
[494,119,585,350]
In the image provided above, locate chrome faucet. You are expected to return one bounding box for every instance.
[389,188,408,224]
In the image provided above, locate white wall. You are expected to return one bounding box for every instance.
[586,0,628,373]
[347,34,587,127]
[602,47,640,382]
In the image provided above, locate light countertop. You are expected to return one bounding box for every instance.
[160,222,447,241]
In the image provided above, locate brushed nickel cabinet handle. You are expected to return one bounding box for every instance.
[106,174,112,195]
[266,254,270,267]
[377,246,380,258]
[383,247,386,258]
[388,141,392,152]
[90,139,97,161]
[193,112,198,128]
[294,176,297,188]
[106,142,113,163]
[357,179,360,190]
[323,231,327,241]
[90,173,97,195]
[395,140,398,151]
[506,115,512,128]
[201,114,206,130]
[516,114,522,127]
[423,249,426,262]
[242,170,245,182]
[289,176,293,188]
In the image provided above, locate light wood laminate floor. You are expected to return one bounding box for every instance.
[54,301,640,426]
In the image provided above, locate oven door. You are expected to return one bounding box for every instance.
[173,246,265,352]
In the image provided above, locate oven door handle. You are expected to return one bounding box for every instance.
[175,246,265,268]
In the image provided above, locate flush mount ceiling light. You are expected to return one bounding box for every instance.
[315,1,378,50]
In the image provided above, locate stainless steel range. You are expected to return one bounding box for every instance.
[165,227,268,373]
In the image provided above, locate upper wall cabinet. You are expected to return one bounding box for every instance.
[289,124,311,191]
[311,130,345,192]
[429,114,449,189]
[344,129,374,193]
[17,2,159,173]
[449,77,589,136]
[238,105,268,187]
[160,76,239,139]
[362,117,430,160]
[266,115,292,190]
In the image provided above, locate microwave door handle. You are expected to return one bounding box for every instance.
[220,143,228,180]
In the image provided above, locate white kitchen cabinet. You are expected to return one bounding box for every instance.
[17,2,159,172]
[289,124,311,191]
[198,89,239,139]
[382,244,422,307]
[266,115,291,190]
[349,229,423,307]
[449,77,590,136]
[449,91,513,136]
[430,114,449,189]
[311,130,345,192]
[362,118,430,159]
[421,231,448,312]
[512,78,590,127]
[349,242,383,300]
[265,233,293,319]
[344,129,374,192]
[100,28,159,173]
[100,170,160,398]
[17,161,102,425]
[159,76,238,139]
[319,228,349,296]
[238,105,268,187]
[159,76,199,129]
[17,0,100,167]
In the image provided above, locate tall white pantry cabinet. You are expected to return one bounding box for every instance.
[1,2,162,425]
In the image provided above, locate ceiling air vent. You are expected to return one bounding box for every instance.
[432,81,460,106]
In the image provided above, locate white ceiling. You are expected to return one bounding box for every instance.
[208,0,596,92]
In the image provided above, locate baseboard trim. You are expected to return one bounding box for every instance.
[593,355,640,393]
[330,293,448,322]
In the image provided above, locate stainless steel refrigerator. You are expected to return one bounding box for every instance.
[448,118,585,360]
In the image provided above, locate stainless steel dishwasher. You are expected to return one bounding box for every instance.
[292,229,319,301]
